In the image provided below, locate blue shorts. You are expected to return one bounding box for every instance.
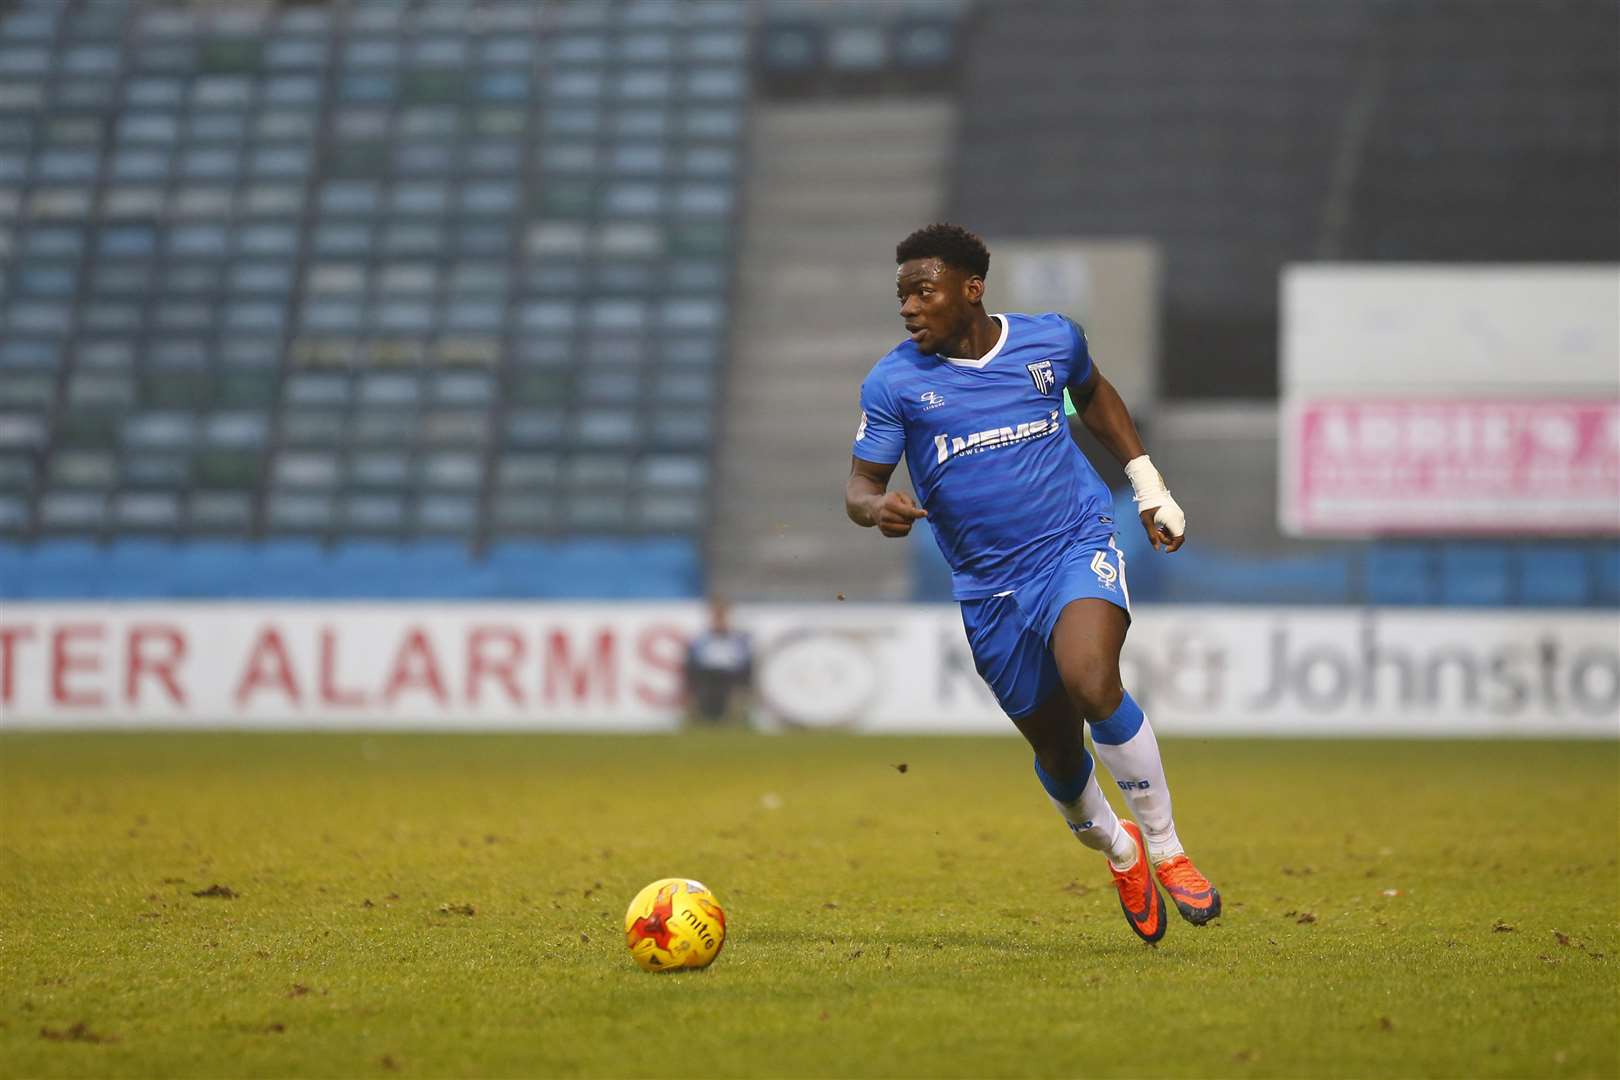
[959,536,1132,720]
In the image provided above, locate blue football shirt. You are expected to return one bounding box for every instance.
[853,312,1116,600]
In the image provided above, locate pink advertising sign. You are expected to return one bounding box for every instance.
[1284,398,1620,536]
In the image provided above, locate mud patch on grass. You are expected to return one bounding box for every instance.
[192,884,237,899]
[40,1022,117,1044]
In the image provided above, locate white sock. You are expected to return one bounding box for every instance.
[1088,692,1185,863]
[1034,752,1138,868]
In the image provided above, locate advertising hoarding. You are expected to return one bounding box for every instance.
[3,603,1614,737]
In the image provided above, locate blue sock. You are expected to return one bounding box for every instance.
[1088,691,1144,745]
[1032,749,1093,805]
[1032,746,1134,863]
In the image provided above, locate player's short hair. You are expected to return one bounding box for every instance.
[895,223,990,279]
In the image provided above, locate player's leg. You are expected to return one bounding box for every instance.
[959,597,1135,868]
[1048,598,1183,858]
[1049,596,1221,925]
[961,593,1165,942]
[1009,687,1136,868]
[1011,684,1166,945]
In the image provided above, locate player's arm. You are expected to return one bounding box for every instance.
[846,456,928,538]
[1068,365,1186,553]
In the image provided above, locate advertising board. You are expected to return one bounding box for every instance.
[3,604,1614,737]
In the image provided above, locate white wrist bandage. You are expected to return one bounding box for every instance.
[1124,454,1185,538]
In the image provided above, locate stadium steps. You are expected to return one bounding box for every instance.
[712,99,955,601]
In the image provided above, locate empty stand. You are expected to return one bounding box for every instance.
[711,98,954,601]
[952,0,1619,398]
[0,0,750,580]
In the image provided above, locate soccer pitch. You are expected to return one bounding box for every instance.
[1,733,1615,1079]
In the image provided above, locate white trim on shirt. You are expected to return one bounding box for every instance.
[940,313,1009,369]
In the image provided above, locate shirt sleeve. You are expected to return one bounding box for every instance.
[1062,316,1094,389]
[852,374,906,464]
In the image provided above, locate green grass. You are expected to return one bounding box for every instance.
[1,733,1616,1079]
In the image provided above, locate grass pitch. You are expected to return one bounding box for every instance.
[1,733,1616,1079]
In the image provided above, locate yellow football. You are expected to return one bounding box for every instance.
[623,878,727,973]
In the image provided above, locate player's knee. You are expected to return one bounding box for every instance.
[1064,664,1123,722]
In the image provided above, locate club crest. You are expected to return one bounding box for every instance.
[1027,360,1056,395]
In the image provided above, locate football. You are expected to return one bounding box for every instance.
[623,878,727,972]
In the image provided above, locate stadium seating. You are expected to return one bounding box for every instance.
[1,1,1612,607]
[0,0,749,596]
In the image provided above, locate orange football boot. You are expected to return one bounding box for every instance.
[1154,854,1222,926]
[1108,821,1166,943]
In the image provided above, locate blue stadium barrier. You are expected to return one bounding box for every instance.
[326,541,411,598]
[242,540,330,598]
[1362,543,1436,606]
[164,540,275,598]
[1595,545,1620,606]
[1156,549,1353,605]
[0,540,702,600]
[0,545,23,599]
[400,541,502,599]
[1518,545,1591,606]
[1439,545,1511,606]
[2,538,1612,607]
[487,539,701,599]
[106,539,183,597]
[17,540,108,598]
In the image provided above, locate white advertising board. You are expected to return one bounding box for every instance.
[2,604,1615,737]
[1282,264,1620,391]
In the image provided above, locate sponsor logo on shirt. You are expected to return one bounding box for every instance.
[932,410,1062,463]
[855,410,869,441]
[920,390,946,410]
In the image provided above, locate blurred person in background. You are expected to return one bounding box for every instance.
[683,596,754,728]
